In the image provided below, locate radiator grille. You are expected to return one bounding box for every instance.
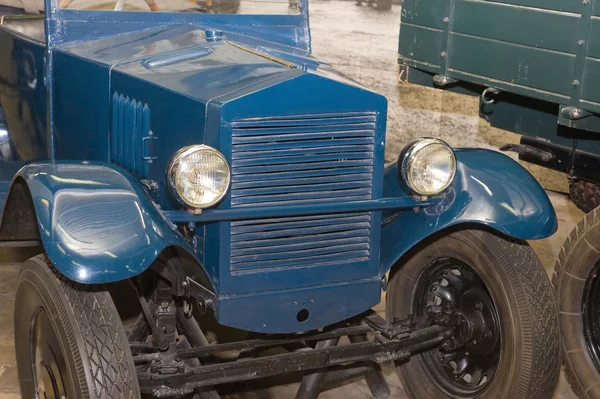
[229,113,376,272]
[111,93,152,177]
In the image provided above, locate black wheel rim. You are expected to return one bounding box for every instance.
[412,258,502,397]
[583,261,600,372]
[30,308,69,399]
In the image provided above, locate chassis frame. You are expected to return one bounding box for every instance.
[131,258,458,398]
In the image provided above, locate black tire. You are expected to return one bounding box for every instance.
[387,229,560,399]
[553,207,600,398]
[570,180,600,214]
[14,254,140,399]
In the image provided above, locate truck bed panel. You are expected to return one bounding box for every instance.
[399,0,600,115]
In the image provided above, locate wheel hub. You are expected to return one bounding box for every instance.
[31,309,68,399]
[452,289,499,357]
[416,260,502,395]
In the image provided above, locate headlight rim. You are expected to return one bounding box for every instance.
[398,137,456,197]
[167,144,231,210]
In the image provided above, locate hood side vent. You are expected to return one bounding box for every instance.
[111,92,154,177]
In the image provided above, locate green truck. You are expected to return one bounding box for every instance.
[398,1,600,397]
[398,0,600,213]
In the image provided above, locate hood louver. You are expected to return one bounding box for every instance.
[111,92,156,177]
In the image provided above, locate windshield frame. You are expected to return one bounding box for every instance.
[43,0,310,51]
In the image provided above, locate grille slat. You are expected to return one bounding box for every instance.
[232,181,373,198]
[232,167,373,183]
[233,138,375,152]
[233,251,371,272]
[232,129,375,144]
[231,235,371,256]
[230,228,372,250]
[232,159,374,175]
[233,144,374,160]
[229,112,376,272]
[232,114,376,128]
[230,214,371,235]
[232,151,374,167]
[231,188,373,207]
[230,243,372,264]
[231,123,376,137]
[230,221,372,242]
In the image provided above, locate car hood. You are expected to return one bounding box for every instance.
[54,23,387,209]
[59,23,364,102]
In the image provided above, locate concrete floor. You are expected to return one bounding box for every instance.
[0,0,587,398]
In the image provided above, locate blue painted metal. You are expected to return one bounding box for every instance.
[0,0,559,333]
[111,93,153,177]
[379,148,558,276]
[14,161,195,284]
[43,0,310,49]
[217,278,382,333]
[0,26,47,164]
[163,197,433,223]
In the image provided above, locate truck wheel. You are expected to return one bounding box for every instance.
[553,207,600,398]
[14,254,140,399]
[570,179,600,214]
[387,229,559,399]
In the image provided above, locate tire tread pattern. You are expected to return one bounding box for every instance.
[552,207,600,398]
[486,233,560,399]
[41,254,138,399]
[570,180,600,214]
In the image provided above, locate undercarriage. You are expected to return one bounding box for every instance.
[134,306,446,398]
[17,230,559,399]
[131,257,499,398]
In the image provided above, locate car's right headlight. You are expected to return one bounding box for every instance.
[167,145,231,209]
[398,138,456,196]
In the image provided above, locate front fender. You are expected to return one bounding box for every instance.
[379,148,557,275]
[17,162,191,283]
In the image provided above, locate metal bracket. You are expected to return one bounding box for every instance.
[433,74,458,87]
[142,130,158,162]
[560,105,593,120]
[500,143,554,163]
[150,252,216,311]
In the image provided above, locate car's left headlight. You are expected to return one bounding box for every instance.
[398,138,456,196]
[167,145,231,209]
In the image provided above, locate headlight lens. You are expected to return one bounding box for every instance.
[398,138,456,196]
[167,145,231,209]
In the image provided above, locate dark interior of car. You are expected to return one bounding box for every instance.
[0,5,45,42]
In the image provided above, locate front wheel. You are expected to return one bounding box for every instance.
[14,254,140,399]
[387,229,560,399]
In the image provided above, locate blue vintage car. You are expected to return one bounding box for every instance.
[0,0,561,397]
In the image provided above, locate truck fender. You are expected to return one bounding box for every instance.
[379,148,557,275]
[13,161,192,284]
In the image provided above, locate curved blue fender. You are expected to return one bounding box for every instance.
[16,161,191,284]
[379,148,558,275]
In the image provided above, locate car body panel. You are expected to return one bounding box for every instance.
[44,0,310,50]
[0,0,558,333]
[380,148,558,275]
[13,161,193,284]
[8,148,557,332]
